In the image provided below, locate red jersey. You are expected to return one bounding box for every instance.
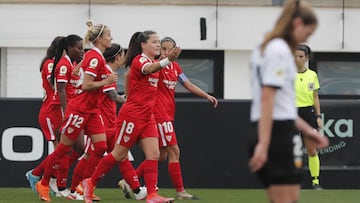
[154,62,183,120]
[40,59,55,110]
[51,55,79,105]
[68,47,108,113]
[98,65,118,128]
[118,53,159,120]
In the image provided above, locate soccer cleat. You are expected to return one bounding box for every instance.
[49,178,60,196]
[82,178,94,203]
[176,191,199,200]
[313,184,323,190]
[25,169,40,193]
[58,188,70,198]
[134,186,148,200]
[118,179,132,199]
[146,193,174,203]
[67,191,84,200]
[92,194,101,202]
[75,183,84,195]
[36,181,51,202]
[76,182,100,201]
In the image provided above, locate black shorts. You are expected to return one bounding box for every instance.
[298,106,318,129]
[248,120,303,188]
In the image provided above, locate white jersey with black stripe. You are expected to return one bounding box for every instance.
[250,38,297,122]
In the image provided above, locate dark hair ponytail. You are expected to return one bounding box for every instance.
[50,37,66,86]
[49,34,82,86]
[124,32,142,68]
[39,36,63,72]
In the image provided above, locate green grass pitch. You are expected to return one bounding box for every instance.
[1,188,360,203]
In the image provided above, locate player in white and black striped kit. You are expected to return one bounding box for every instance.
[248,1,329,203]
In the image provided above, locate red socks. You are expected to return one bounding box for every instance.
[119,159,140,190]
[41,143,71,186]
[143,160,159,195]
[91,153,117,186]
[83,141,107,178]
[168,162,184,192]
[70,157,88,191]
[136,161,145,179]
[56,153,71,189]
[32,156,48,176]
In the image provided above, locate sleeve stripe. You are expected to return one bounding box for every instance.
[57,79,68,83]
[85,71,97,77]
[141,62,151,74]
[103,87,116,92]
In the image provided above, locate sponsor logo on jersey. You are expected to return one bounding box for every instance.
[148,77,159,87]
[163,79,177,89]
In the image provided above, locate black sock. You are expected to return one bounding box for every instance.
[58,187,66,191]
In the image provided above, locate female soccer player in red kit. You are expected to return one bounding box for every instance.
[27,35,84,197]
[48,34,84,196]
[83,30,181,203]
[124,36,218,200]
[67,43,128,201]
[35,21,117,202]
[26,36,63,192]
[156,37,217,199]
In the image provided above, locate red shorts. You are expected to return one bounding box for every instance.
[115,115,158,148]
[157,119,178,147]
[60,107,105,141]
[38,105,62,141]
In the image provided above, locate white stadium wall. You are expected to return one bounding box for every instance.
[0,4,358,98]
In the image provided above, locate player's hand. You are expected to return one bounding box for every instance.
[105,72,118,85]
[316,117,323,130]
[249,143,268,172]
[207,95,218,108]
[167,47,181,61]
[308,130,329,149]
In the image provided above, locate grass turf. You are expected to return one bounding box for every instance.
[0,188,360,203]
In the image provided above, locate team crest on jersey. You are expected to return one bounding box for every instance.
[166,135,172,142]
[90,58,98,69]
[47,63,53,72]
[123,135,130,143]
[308,82,315,91]
[139,57,147,63]
[67,127,74,134]
[60,65,67,75]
